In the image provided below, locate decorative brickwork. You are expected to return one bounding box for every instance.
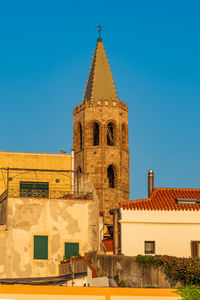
[73,39,129,223]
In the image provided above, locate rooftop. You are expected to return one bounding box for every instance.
[120,187,200,211]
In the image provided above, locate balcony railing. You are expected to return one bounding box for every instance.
[0,190,8,205]
[0,189,93,201]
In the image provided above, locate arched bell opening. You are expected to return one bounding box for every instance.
[107,122,114,146]
[107,165,115,188]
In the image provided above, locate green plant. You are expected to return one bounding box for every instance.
[114,274,127,287]
[177,286,200,299]
[136,255,200,286]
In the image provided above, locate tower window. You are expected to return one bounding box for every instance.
[93,122,99,146]
[107,165,115,188]
[107,122,114,146]
[122,123,126,148]
[77,166,82,174]
[79,122,83,150]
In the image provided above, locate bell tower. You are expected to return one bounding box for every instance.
[73,38,129,223]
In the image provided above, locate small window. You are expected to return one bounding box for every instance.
[145,241,155,254]
[20,181,49,198]
[76,166,82,174]
[122,123,126,148]
[107,165,115,188]
[176,198,199,205]
[65,242,79,259]
[107,122,114,146]
[34,235,48,259]
[79,122,83,150]
[93,122,99,146]
[191,241,200,258]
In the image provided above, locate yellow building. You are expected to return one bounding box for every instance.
[0,151,72,196]
[0,151,99,278]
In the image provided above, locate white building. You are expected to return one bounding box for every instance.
[120,186,200,258]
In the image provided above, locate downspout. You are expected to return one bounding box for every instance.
[100,212,106,253]
[110,209,119,255]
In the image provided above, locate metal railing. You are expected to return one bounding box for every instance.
[0,188,93,200]
[0,190,8,205]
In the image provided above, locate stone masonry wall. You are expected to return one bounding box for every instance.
[86,252,176,288]
[73,100,129,223]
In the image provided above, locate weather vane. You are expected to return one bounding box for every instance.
[96,25,103,39]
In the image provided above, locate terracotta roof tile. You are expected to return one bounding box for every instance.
[120,188,200,211]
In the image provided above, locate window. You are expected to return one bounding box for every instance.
[107,122,114,146]
[122,123,126,148]
[93,122,99,146]
[107,165,115,188]
[20,181,49,198]
[176,198,199,205]
[191,241,200,258]
[79,122,83,150]
[145,241,155,254]
[65,242,79,259]
[34,235,48,259]
[76,166,82,174]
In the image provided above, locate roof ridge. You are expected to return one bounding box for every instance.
[120,187,200,211]
[153,187,200,192]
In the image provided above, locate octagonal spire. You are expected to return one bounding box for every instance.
[83,38,118,103]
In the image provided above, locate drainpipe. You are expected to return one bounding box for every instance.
[148,169,154,197]
[100,212,106,253]
[71,149,75,197]
[110,209,119,255]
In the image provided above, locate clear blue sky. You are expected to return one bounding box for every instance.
[0,0,200,200]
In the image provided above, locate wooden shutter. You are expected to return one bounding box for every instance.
[191,241,198,258]
[34,235,48,259]
[65,242,79,259]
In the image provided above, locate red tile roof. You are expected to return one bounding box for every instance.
[120,188,200,211]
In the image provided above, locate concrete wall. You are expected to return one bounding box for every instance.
[120,209,200,257]
[86,253,176,288]
[0,195,99,279]
[0,151,72,195]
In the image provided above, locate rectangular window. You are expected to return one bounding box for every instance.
[145,241,155,254]
[34,235,48,259]
[191,241,200,258]
[65,242,79,259]
[20,181,49,198]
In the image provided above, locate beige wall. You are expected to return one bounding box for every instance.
[0,151,72,195]
[120,209,200,257]
[0,195,98,278]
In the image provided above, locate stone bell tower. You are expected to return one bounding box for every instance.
[73,38,129,223]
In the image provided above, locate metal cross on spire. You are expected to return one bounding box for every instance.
[96,25,103,39]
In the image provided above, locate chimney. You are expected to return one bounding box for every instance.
[148,170,154,197]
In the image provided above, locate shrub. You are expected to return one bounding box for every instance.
[177,286,200,299]
[136,255,200,286]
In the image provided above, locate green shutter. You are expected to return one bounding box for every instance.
[34,235,48,259]
[65,242,79,259]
